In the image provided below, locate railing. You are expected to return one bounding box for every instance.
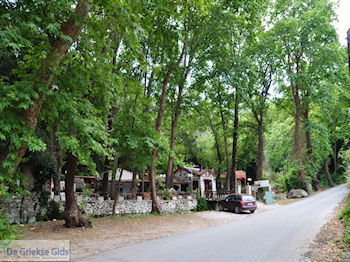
[204,190,234,200]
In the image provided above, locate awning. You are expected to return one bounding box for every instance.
[235,170,246,179]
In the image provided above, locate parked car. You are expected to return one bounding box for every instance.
[218,194,257,214]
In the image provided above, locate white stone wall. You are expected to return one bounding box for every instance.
[0,193,48,224]
[79,199,197,216]
[0,193,198,224]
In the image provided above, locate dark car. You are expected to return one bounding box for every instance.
[218,194,257,214]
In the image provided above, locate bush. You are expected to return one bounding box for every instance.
[47,200,64,220]
[196,197,208,211]
[340,193,350,248]
[0,213,17,240]
[157,189,172,200]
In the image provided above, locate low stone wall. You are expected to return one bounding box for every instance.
[0,193,48,224]
[58,198,197,216]
[0,193,197,224]
[113,199,197,216]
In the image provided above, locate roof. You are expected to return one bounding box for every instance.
[220,171,246,179]
[174,166,217,177]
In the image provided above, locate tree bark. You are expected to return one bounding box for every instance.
[0,0,91,175]
[293,85,306,183]
[150,34,187,213]
[303,109,312,156]
[207,113,223,189]
[101,170,109,197]
[110,154,119,200]
[50,127,62,195]
[53,145,62,195]
[302,106,320,191]
[150,148,162,213]
[219,108,230,190]
[131,169,137,200]
[333,141,337,175]
[230,91,239,191]
[64,153,91,228]
[256,117,264,180]
[165,56,192,188]
[325,157,335,186]
[165,84,184,188]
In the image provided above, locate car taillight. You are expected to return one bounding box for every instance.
[240,201,244,206]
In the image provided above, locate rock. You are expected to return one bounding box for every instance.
[287,189,308,198]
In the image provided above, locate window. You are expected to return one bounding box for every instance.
[242,195,255,201]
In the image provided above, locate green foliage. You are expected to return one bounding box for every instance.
[0,213,17,240]
[196,197,208,211]
[340,192,350,248]
[79,185,94,211]
[157,189,173,201]
[47,201,64,221]
[0,0,349,218]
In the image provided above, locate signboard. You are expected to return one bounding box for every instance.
[254,180,270,188]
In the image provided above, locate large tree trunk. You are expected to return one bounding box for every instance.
[165,54,192,188]
[293,86,306,183]
[256,117,264,180]
[208,113,223,189]
[150,36,187,213]
[112,157,127,214]
[220,109,230,190]
[110,154,119,200]
[325,157,335,186]
[333,141,337,175]
[303,107,320,191]
[101,157,110,199]
[50,128,62,195]
[131,169,137,200]
[150,148,163,213]
[303,109,313,156]
[150,75,169,213]
[64,153,91,228]
[165,83,184,188]
[0,0,90,176]
[54,137,63,195]
[101,171,109,197]
[230,91,239,191]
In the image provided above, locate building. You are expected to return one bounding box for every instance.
[220,170,247,192]
[173,167,217,197]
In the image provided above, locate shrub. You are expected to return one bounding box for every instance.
[196,197,208,211]
[157,189,172,200]
[340,193,350,248]
[0,213,17,240]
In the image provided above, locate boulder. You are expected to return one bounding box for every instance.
[287,189,308,199]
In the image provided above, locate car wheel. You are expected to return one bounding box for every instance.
[250,210,255,214]
[234,206,240,214]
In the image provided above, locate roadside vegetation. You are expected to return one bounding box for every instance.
[340,168,350,249]
[0,0,349,238]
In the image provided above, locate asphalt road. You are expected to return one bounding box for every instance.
[82,185,348,262]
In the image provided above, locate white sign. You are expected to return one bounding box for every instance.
[254,180,270,188]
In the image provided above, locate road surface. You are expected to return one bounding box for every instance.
[82,185,347,262]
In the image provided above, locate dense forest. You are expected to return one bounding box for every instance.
[1,0,349,228]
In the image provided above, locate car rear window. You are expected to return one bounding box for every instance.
[242,196,255,201]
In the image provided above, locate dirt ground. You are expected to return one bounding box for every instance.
[19,202,279,260]
[304,198,348,262]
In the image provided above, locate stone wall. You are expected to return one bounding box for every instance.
[58,197,197,216]
[0,193,197,224]
[0,193,48,224]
